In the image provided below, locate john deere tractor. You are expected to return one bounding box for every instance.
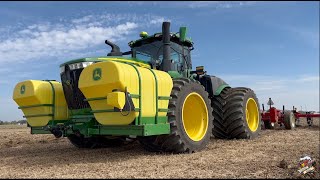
[13,22,261,153]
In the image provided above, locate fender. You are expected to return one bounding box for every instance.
[198,75,230,98]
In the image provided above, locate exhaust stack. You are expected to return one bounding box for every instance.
[162,22,173,72]
[105,40,123,56]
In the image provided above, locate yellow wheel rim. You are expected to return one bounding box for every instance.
[182,92,208,141]
[246,98,259,132]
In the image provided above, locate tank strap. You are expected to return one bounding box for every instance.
[146,68,159,124]
[124,63,142,125]
[43,80,56,126]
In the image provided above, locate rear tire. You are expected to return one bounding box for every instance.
[139,78,213,153]
[138,136,163,152]
[211,87,230,139]
[283,110,295,129]
[68,135,97,148]
[224,87,261,139]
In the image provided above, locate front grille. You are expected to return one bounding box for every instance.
[60,65,90,110]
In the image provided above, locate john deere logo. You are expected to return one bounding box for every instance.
[20,85,26,94]
[93,68,102,81]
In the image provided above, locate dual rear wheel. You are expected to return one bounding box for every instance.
[211,87,261,139]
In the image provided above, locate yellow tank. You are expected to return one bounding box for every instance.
[13,80,68,127]
[78,61,173,125]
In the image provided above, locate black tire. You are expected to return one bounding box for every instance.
[68,135,97,148]
[263,120,274,129]
[283,110,295,129]
[138,136,163,152]
[68,135,125,149]
[211,87,230,139]
[139,78,213,153]
[224,87,261,139]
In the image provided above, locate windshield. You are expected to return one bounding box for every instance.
[131,40,191,71]
[132,41,163,62]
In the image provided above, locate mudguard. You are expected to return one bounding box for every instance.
[198,75,230,98]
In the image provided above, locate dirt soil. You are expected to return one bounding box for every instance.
[0,118,319,179]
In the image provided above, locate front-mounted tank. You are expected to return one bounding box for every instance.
[78,60,173,126]
[59,57,152,111]
[13,80,68,127]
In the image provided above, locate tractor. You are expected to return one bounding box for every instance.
[13,22,261,153]
[261,98,295,129]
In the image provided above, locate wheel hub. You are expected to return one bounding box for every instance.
[246,98,259,132]
[182,92,209,141]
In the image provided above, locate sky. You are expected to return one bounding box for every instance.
[0,1,319,121]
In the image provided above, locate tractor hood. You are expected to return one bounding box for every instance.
[59,57,151,69]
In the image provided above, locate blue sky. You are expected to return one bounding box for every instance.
[0,1,319,121]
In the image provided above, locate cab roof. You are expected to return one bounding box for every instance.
[128,32,194,49]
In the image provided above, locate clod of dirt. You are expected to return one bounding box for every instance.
[39,140,48,144]
[279,159,288,169]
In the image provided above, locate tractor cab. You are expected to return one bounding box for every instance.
[127,29,194,76]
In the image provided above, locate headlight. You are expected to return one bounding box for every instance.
[69,62,94,70]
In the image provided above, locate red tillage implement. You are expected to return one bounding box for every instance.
[293,106,320,127]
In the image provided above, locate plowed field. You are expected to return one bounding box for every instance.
[0,118,319,179]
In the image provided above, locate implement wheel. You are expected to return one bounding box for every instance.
[224,87,261,139]
[139,78,213,153]
[283,110,295,129]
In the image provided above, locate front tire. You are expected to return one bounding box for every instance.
[263,120,274,129]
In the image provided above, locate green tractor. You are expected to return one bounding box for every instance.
[13,22,261,153]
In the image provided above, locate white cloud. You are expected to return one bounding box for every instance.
[297,76,320,82]
[71,15,94,24]
[0,13,169,66]
[258,19,319,49]
[0,22,138,64]
[283,26,319,49]
[150,17,170,25]
[124,1,256,10]
[187,1,219,8]
[187,1,256,9]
